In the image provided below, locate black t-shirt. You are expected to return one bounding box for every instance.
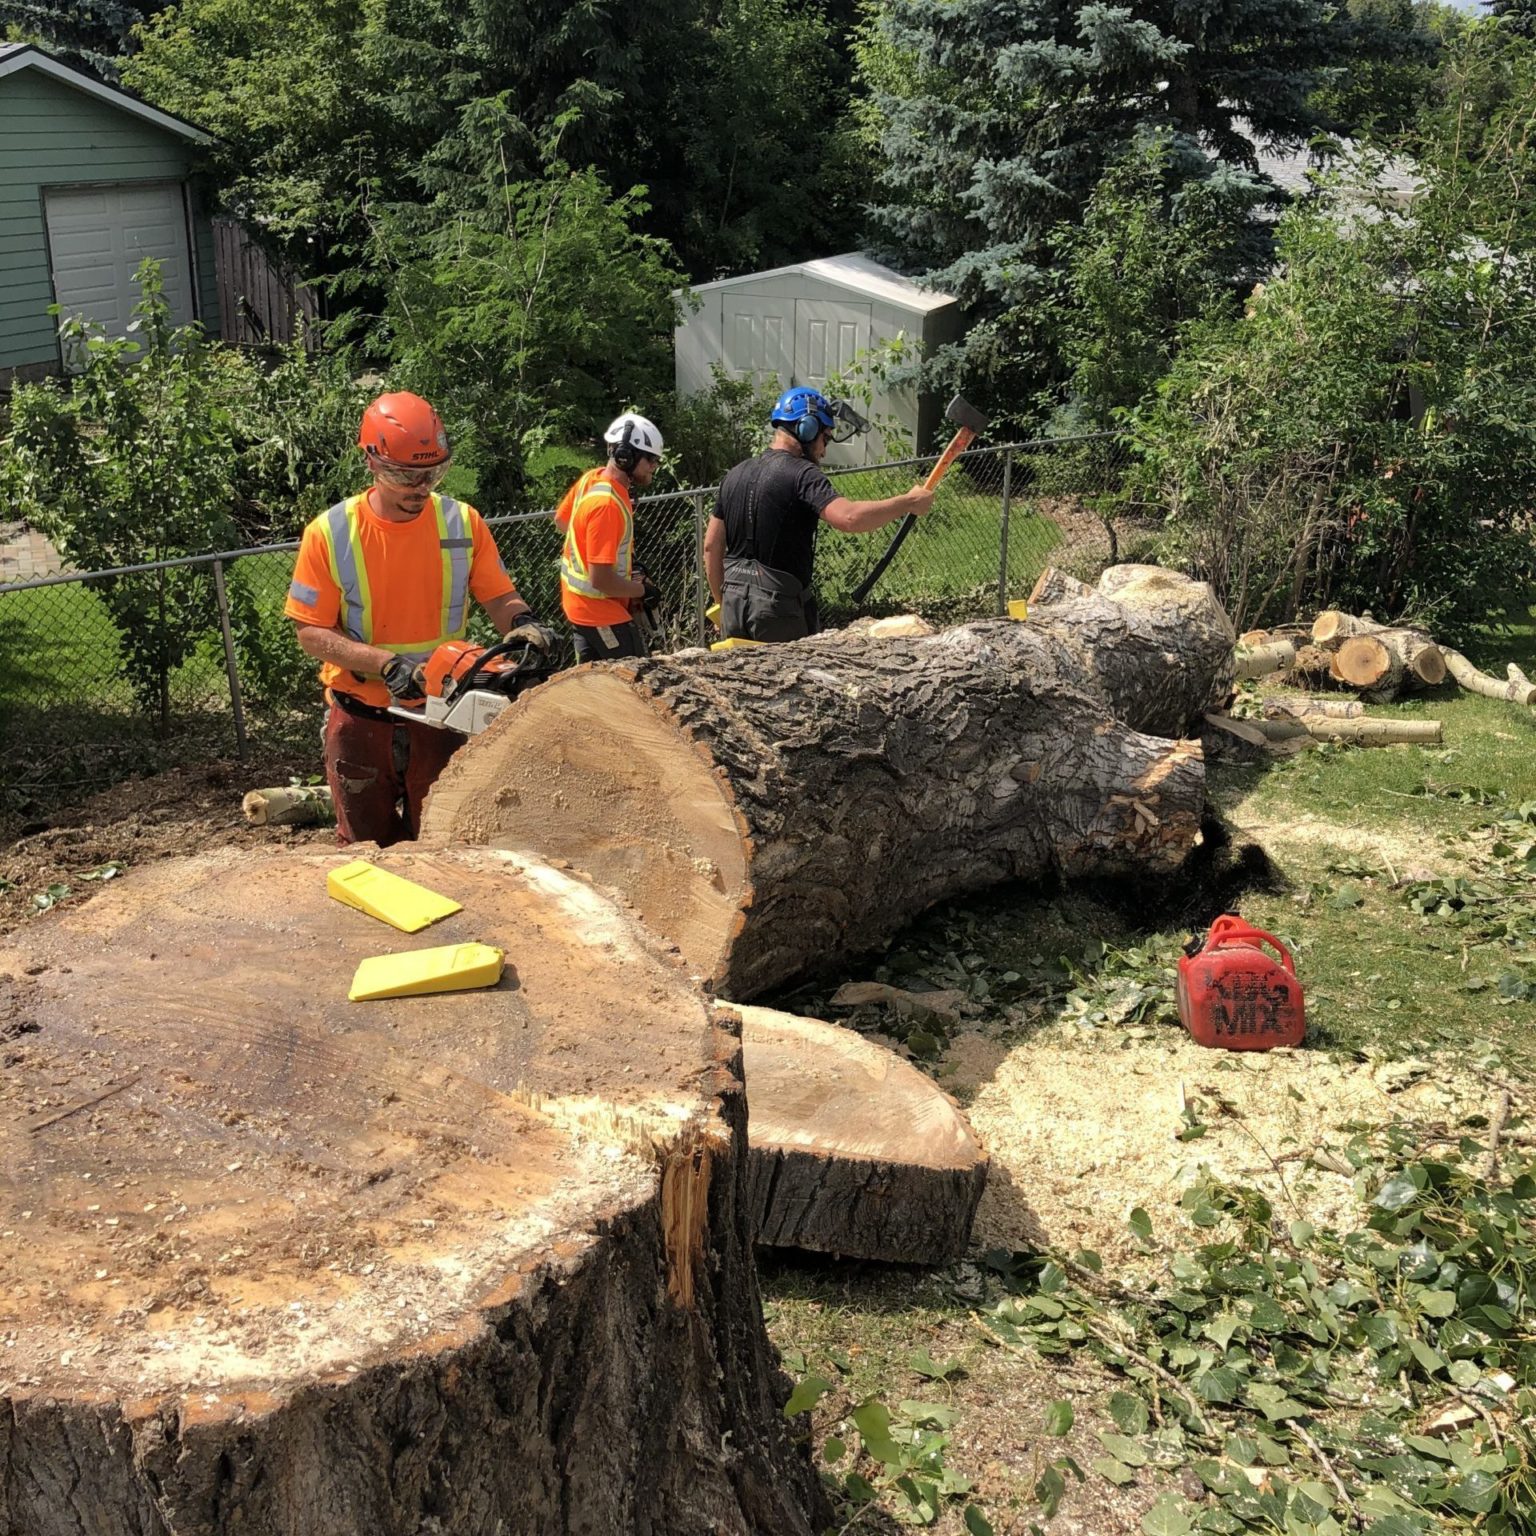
[712,448,838,590]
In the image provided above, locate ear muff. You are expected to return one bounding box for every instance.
[793,412,822,445]
[612,418,640,474]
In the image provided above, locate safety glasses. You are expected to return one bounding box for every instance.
[371,458,451,491]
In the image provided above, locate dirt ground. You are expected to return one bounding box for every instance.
[0,751,332,934]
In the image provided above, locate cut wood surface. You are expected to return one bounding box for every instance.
[1312,611,1445,696]
[1444,648,1536,707]
[423,566,1224,1000]
[0,849,823,1536]
[736,1007,987,1265]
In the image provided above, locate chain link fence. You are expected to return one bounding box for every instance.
[0,434,1136,818]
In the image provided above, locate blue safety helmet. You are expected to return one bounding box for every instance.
[771,386,837,444]
[770,386,869,446]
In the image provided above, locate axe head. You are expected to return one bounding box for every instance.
[944,393,988,436]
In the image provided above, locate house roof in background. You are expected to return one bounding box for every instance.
[1230,117,1420,204]
[0,43,212,143]
[687,251,957,312]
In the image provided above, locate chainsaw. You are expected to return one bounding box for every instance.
[387,633,558,736]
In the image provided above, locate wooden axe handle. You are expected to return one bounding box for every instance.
[921,426,976,492]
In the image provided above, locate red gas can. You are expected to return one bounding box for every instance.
[1176,915,1306,1050]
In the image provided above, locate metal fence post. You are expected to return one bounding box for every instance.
[212,559,250,763]
[997,446,1013,616]
[693,489,708,646]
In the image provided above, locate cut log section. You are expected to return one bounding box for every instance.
[241,783,335,827]
[735,1006,987,1265]
[424,566,1224,1000]
[0,849,824,1536]
[1444,648,1536,707]
[1234,639,1296,680]
[1255,717,1443,746]
[1261,697,1365,720]
[1311,611,1445,698]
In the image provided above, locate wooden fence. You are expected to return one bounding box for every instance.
[212,219,321,350]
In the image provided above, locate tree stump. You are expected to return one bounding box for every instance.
[735,1007,987,1265]
[422,568,1222,1000]
[0,849,825,1536]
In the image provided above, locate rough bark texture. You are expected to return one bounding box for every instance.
[735,1007,987,1265]
[423,566,1225,1000]
[0,850,825,1536]
[1027,564,1237,737]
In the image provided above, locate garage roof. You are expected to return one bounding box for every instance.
[0,43,213,144]
[689,252,956,314]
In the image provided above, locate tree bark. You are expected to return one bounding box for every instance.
[241,784,335,827]
[1255,717,1443,746]
[1234,640,1296,680]
[735,1006,988,1265]
[0,850,825,1536]
[1312,612,1446,696]
[1261,697,1365,719]
[1443,648,1536,707]
[423,566,1226,1000]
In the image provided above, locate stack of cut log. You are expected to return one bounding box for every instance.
[1216,607,1535,755]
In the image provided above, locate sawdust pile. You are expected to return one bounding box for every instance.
[944,1027,1500,1271]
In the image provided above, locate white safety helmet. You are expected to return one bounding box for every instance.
[604,412,664,471]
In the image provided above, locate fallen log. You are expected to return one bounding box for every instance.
[736,1006,987,1264]
[423,566,1226,1000]
[1312,611,1445,698]
[0,849,825,1536]
[1510,663,1534,689]
[1443,648,1536,707]
[1255,717,1444,746]
[1234,639,1296,680]
[241,783,335,827]
[1261,697,1365,720]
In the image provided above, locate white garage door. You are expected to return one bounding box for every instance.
[44,182,196,354]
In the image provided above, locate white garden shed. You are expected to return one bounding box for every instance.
[675,252,963,466]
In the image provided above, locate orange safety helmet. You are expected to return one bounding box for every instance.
[358,392,451,469]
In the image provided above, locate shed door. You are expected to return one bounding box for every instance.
[44,182,196,356]
[721,294,793,388]
[795,300,872,464]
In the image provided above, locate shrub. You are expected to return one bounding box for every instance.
[3,265,242,728]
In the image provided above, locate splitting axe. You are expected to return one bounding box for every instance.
[850,393,988,605]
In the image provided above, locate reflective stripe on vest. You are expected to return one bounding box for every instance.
[560,472,633,599]
[318,492,473,664]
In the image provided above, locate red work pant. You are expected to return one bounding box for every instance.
[323,700,462,847]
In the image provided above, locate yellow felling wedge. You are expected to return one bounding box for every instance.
[348,943,504,1002]
[1007,599,1029,621]
[710,636,766,650]
[327,859,463,933]
[705,601,722,627]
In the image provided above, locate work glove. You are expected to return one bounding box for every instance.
[508,619,557,654]
[382,654,425,703]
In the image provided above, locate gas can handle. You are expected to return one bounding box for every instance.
[1212,921,1296,976]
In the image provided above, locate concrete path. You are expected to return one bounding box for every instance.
[0,522,70,583]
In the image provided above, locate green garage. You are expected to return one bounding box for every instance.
[0,43,219,386]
